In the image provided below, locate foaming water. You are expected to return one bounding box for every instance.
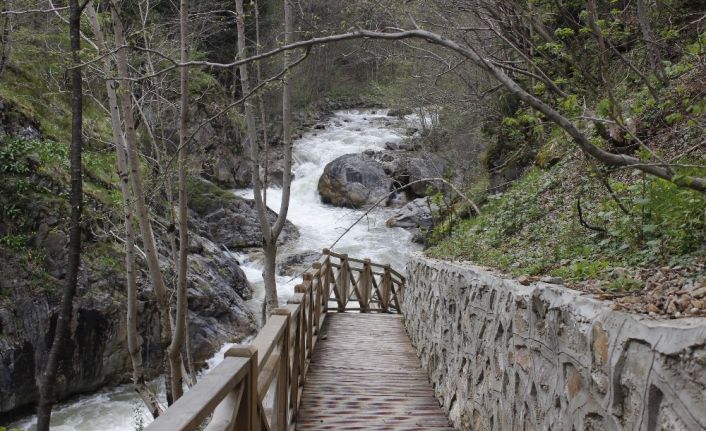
[236,109,421,314]
[8,109,420,430]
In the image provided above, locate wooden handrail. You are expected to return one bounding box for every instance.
[145,249,404,431]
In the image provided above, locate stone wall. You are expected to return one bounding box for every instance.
[402,254,706,431]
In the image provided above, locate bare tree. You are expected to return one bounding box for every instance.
[108,0,178,405]
[36,0,83,429]
[166,0,190,402]
[85,3,164,417]
[234,0,297,318]
[149,23,705,193]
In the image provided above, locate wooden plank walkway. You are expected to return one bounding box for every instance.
[296,313,457,430]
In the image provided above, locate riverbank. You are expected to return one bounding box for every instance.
[6,108,423,430]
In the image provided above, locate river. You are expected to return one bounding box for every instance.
[10,109,421,430]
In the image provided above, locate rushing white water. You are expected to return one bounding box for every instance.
[236,109,421,314]
[9,109,420,430]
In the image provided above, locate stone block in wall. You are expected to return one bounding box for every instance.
[402,253,706,431]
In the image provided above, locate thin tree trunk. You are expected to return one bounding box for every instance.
[586,0,619,121]
[254,0,269,204]
[636,0,665,84]
[235,0,278,318]
[109,0,175,405]
[36,1,82,429]
[0,1,11,78]
[259,0,297,318]
[85,4,163,416]
[167,0,190,402]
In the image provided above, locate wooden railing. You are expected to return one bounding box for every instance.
[144,249,405,431]
[314,248,406,313]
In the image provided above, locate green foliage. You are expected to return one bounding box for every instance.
[0,234,28,251]
[554,27,575,39]
[187,178,239,216]
[428,156,706,289]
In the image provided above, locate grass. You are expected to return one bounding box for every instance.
[428,155,706,290]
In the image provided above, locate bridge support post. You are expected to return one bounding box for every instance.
[382,265,392,312]
[338,253,350,312]
[312,261,323,332]
[322,249,333,312]
[271,308,291,431]
[359,259,371,312]
[303,272,314,357]
[223,345,259,431]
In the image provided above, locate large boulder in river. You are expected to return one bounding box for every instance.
[402,154,448,197]
[386,197,438,231]
[372,151,448,198]
[318,153,392,208]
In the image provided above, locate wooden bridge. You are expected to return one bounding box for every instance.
[145,249,456,431]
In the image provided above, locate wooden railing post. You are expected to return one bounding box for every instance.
[289,303,302,424]
[382,264,392,312]
[312,261,323,332]
[303,272,314,355]
[222,346,258,431]
[338,253,350,312]
[271,308,290,431]
[322,249,332,312]
[359,259,372,312]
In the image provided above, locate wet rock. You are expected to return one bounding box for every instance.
[317,153,392,208]
[189,180,299,249]
[386,198,438,232]
[402,154,448,197]
[371,150,448,198]
[541,276,564,285]
[278,250,321,276]
[387,108,414,117]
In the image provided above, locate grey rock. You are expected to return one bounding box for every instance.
[386,198,438,231]
[387,108,414,117]
[401,154,448,197]
[317,153,392,208]
[277,250,321,276]
[189,185,299,249]
[540,275,564,285]
[371,150,448,198]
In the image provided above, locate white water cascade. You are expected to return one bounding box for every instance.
[10,109,421,430]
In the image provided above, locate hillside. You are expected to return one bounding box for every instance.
[426,13,706,318]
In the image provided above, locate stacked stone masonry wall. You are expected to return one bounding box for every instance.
[402,254,706,430]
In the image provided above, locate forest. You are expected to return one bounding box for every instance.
[0,0,704,429]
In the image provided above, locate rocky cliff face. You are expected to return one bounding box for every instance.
[0,98,299,418]
[0,197,268,417]
[403,254,706,431]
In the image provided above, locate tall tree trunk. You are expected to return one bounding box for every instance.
[36,1,82,429]
[167,0,190,402]
[0,1,11,78]
[259,0,296,315]
[636,0,665,84]
[109,0,175,405]
[254,0,269,204]
[85,4,163,417]
[235,0,278,317]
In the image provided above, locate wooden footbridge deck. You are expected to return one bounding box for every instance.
[145,249,455,431]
